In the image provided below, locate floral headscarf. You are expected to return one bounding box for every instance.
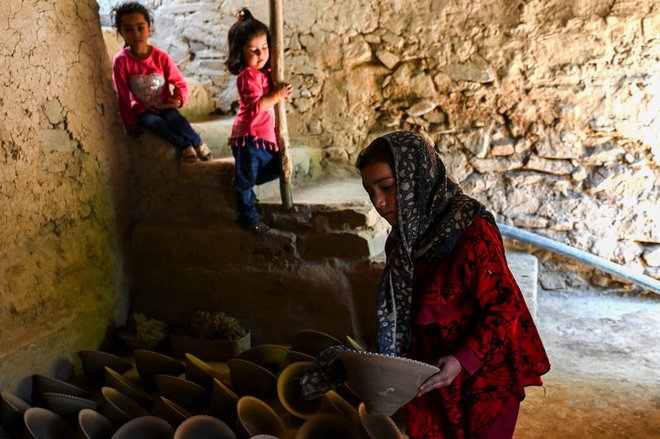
[374,131,495,355]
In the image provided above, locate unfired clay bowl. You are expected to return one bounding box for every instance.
[78,408,115,439]
[33,374,90,400]
[236,344,289,374]
[104,367,152,406]
[110,416,173,439]
[276,361,322,420]
[41,392,99,418]
[184,353,226,390]
[227,358,277,397]
[151,396,192,428]
[23,407,74,439]
[78,350,132,388]
[358,402,405,439]
[100,386,149,426]
[134,350,185,390]
[210,378,239,425]
[173,415,236,439]
[235,396,286,439]
[154,374,210,411]
[336,350,440,416]
[319,390,360,425]
[0,390,30,436]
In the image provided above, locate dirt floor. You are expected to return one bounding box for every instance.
[514,290,660,438]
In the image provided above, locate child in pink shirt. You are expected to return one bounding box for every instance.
[111,2,211,162]
[226,8,292,233]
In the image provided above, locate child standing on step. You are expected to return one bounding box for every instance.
[111,2,212,163]
[226,8,292,234]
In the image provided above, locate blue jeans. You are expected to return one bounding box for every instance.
[232,139,281,226]
[138,108,201,151]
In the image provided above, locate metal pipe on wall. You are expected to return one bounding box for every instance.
[498,223,660,295]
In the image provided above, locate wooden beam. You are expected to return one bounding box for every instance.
[269,0,293,209]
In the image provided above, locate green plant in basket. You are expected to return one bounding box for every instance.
[189,310,248,341]
[116,312,169,350]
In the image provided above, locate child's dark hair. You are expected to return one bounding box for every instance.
[356,137,395,171]
[111,1,152,30]
[225,8,271,75]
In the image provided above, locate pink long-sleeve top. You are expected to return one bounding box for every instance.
[229,66,278,150]
[112,46,189,126]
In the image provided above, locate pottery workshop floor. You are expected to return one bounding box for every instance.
[508,290,659,438]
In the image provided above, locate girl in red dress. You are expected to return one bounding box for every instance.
[356,131,550,439]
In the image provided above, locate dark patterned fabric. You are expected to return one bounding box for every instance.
[374,131,493,355]
[404,217,550,438]
[299,345,350,400]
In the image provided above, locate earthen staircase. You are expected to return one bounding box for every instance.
[128,116,539,347]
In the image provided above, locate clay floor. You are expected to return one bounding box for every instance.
[512,290,659,438]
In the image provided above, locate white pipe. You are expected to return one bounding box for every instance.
[497,223,660,294]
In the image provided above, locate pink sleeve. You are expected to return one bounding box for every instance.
[160,50,189,107]
[236,68,265,113]
[112,54,138,126]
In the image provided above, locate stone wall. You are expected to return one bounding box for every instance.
[96,0,659,289]
[0,1,130,392]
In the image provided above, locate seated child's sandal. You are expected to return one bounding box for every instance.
[195,142,213,161]
[180,145,199,163]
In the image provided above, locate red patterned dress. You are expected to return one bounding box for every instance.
[402,217,550,438]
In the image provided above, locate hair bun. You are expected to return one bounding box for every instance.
[237,8,252,21]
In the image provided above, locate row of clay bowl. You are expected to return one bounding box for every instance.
[0,330,405,439]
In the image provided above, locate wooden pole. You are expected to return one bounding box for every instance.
[269,0,293,209]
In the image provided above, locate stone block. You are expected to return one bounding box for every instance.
[376,50,400,70]
[313,206,379,230]
[470,156,523,173]
[299,229,388,261]
[442,61,493,83]
[344,38,372,69]
[513,215,549,229]
[525,156,574,175]
[179,80,214,122]
[190,116,234,158]
[407,99,436,117]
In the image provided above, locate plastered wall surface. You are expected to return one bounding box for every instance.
[0,1,129,393]
[98,0,659,289]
